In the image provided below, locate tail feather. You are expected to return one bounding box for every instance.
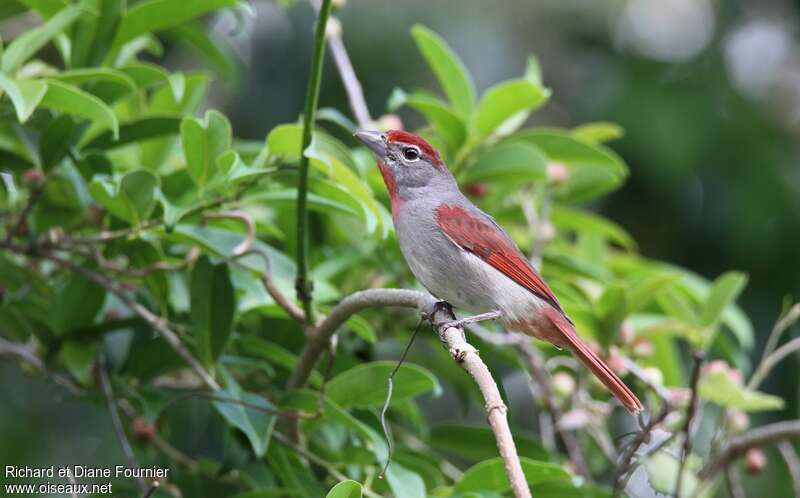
[543,308,643,414]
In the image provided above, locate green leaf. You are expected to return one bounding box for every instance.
[455,457,570,493]
[112,0,239,49]
[392,89,467,152]
[325,481,362,498]
[386,463,425,498]
[1,5,83,73]
[121,62,185,101]
[551,206,636,250]
[89,170,158,225]
[698,370,784,411]
[41,80,119,139]
[645,452,698,497]
[0,75,47,123]
[462,141,547,185]
[325,361,441,409]
[53,273,105,335]
[410,25,475,117]
[516,129,628,203]
[572,122,624,144]
[181,109,232,190]
[700,271,748,327]
[627,272,679,313]
[430,424,549,462]
[213,372,276,458]
[61,339,96,386]
[474,79,549,138]
[166,23,240,81]
[50,68,136,93]
[596,282,628,344]
[190,256,236,367]
[84,117,181,151]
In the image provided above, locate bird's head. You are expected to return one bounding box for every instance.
[354,130,454,209]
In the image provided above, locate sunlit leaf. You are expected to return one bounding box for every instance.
[325,361,441,409]
[41,80,119,138]
[325,481,362,498]
[698,370,784,411]
[462,141,547,185]
[474,79,549,138]
[455,457,570,493]
[0,75,47,123]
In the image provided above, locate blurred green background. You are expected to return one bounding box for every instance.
[2,0,799,495]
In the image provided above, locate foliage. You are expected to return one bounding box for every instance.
[0,3,796,498]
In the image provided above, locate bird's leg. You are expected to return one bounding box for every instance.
[438,310,502,332]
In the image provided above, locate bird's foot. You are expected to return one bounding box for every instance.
[437,310,502,332]
[427,300,454,319]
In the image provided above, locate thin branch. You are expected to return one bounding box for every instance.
[748,335,800,390]
[295,0,333,324]
[614,404,673,495]
[287,288,428,389]
[98,354,147,492]
[701,421,800,478]
[0,337,81,393]
[325,18,371,128]
[779,441,800,498]
[726,466,746,498]
[233,248,306,323]
[44,253,220,391]
[676,351,705,498]
[204,210,255,256]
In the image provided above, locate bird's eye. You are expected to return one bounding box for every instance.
[402,146,420,161]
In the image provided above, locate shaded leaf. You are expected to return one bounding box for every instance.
[462,141,547,185]
[326,361,441,409]
[325,480,362,498]
[386,463,425,498]
[455,457,570,493]
[191,256,236,367]
[213,371,276,458]
[0,75,47,123]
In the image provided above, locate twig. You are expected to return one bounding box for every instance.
[204,210,255,255]
[272,431,384,498]
[325,18,371,128]
[748,336,800,390]
[44,253,220,391]
[98,354,147,492]
[295,0,333,324]
[379,315,424,478]
[232,248,306,323]
[614,404,673,495]
[436,316,531,498]
[701,421,800,478]
[725,466,746,498]
[0,337,81,393]
[779,442,800,498]
[4,178,46,244]
[286,288,532,497]
[676,351,705,498]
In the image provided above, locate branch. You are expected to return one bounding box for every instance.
[779,441,800,498]
[286,288,532,497]
[98,354,147,492]
[675,351,705,498]
[325,18,371,128]
[45,253,220,391]
[295,0,333,324]
[701,421,800,478]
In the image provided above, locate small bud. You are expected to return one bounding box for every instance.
[703,359,729,376]
[375,114,403,132]
[538,222,556,242]
[22,169,44,187]
[729,411,750,433]
[632,339,654,358]
[618,320,635,345]
[667,387,692,407]
[606,347,628,375]
[728,368,743,386]
[132,417,157,442]
[552,371,575,398]
[465,182,488,198]
[546,161,570,184]
[326,17,342,38]
[642,367,664,387]
[104,309,121,322]
[744,448,767,474]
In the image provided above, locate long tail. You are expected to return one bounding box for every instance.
[542,308,643,414]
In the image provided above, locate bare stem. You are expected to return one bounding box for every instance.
[779,441,800,498]
[701,421,800,478]
[676,351,705,498]
[295,0,333,324]
[325,18,372,128]
[98,354,147,492]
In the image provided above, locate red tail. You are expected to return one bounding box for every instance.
[543,308,643,414]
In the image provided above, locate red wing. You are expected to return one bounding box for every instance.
[435,204,563,313]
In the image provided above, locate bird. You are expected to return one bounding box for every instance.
[354,129,643,414]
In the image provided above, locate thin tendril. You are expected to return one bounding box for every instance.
[378,315,424,479]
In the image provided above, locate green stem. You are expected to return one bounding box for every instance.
[295,0,333,324]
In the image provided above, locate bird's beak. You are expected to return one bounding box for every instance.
[354,130,387,158]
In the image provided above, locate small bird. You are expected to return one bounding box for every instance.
[355,129,643,414]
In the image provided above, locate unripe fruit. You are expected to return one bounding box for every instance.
[552,371,575,398]
[132,417,157,442]
[618,321,635,345]
[538,222,556,242]
[744,448,766,474]
[22,169,44,187]
[104,309,121,322]
[465,182,488,198]
[632,339,654,357]
[606,347,628,375]
[642,367,663,387]
[546,161,570,184]
[729,411,749,433]
[667,387,691,407]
